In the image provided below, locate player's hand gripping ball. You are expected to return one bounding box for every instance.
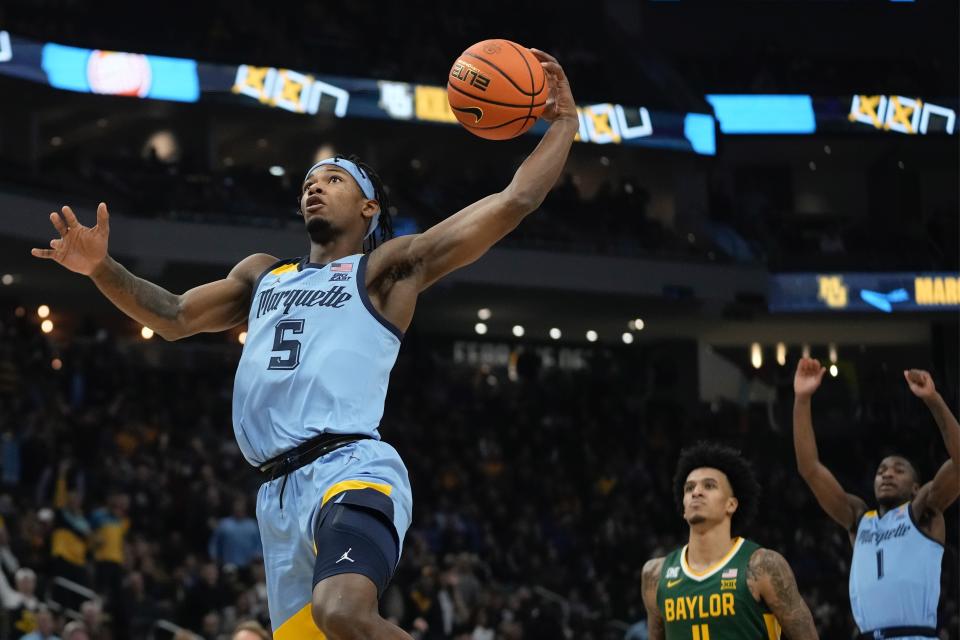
[447,39,549,140]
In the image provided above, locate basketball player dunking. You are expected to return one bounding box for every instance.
[642,443,818,640]
[32,50,578,640]
[793,358,960,640]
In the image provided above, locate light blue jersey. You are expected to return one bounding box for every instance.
[232,253,403,465]
[849,502,943,638]
[232,253,413,638]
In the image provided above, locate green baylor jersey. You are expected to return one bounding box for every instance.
[656,537,781,640]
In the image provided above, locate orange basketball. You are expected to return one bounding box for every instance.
[447,39,549,140]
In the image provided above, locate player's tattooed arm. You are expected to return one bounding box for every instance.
[92,256,181,320]
[641,557,666,640]
[747,549,819,640]
[90,253,269,340]
[32,202,267,339]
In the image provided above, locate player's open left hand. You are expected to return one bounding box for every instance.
[529,49,577,125]
[31,203,110,276]
[794,357,826,398]
[904,369,937,400]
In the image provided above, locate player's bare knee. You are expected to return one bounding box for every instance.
[312,597,369,640]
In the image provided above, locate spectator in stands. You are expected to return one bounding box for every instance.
[207,497,260,572]
[90,492,129,632]
[122,571,160,639]
[18,607,59,640]
[179,563,230,632]
[49,489,90,611]
[60,621,88,640]
[230,620,269,640]
[0,522,20,586]
[78,601,103,640]
[4,567,40,638]
[200,611,221,640]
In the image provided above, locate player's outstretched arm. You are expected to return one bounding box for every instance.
[747,549,819,640]
[905,369,960,516]
[384,49,578,292]
[792,357,867,531]
[31,203,274,340]
[641,557,666,640]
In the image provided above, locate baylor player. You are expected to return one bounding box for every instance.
[642,443,818,640]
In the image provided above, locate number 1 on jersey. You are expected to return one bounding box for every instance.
[876,549,884,579]
[268,319,304,370]
[692,624,710,640]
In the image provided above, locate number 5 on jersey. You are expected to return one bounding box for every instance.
[268,319,304,370]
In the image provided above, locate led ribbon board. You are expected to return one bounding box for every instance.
[0,31,716,155]
[769,273,960,313]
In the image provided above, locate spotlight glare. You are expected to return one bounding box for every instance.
[776,342,787,366]
[474,322,488,335]
[829,364,839,377]
[1,274,12,286]
[549,327,561,340]
[51,358,62,370]
[477,308,492,321]
[621,332,634,344]
[141,326,154,340]
[586,330,598,343]
[40,320,54,334]
[512,325,525,337]
[632,318,645,331]
[238,331,247,345]
[750,343,763,369]
[37,305,50,319]
[269,165,285,177]
[828,343,838,364]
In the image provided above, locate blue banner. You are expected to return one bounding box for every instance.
[40,42,199,102]
[706,94,817,134]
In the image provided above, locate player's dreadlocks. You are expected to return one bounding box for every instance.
[342,154,395,252]
[296,154,395,252]
[672,441,761,535]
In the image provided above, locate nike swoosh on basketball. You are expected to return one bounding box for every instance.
[453,106,483,123]
[667,578,683,588]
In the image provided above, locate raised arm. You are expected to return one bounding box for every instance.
[31,202,273,340]
[366,49,578,299]
[641,557,666,640]
[747,549,818,640]
[904,370,960,517]
[792,358,867,531]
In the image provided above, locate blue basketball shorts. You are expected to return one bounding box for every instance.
[255,439,412,639]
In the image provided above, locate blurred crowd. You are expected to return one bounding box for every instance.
[1,151,710,264]
[0,302,956,639]
[20,147,955,270]
[0,0,955,274]
[0,4,956,639]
